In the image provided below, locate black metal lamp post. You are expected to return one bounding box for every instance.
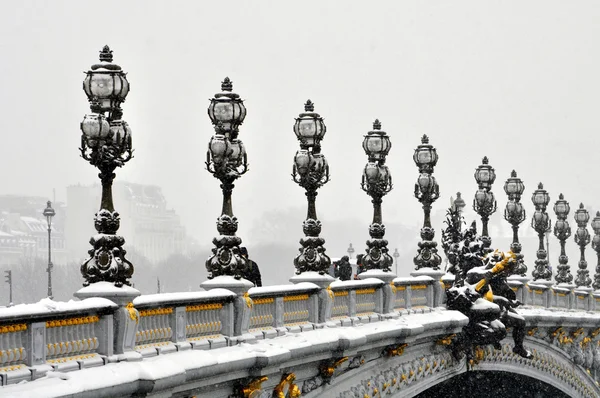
[43,201,55,299]
[360,119,393,272]
[574,203,592,288]
[413,135,441,270]
[553,193,573,284]
[473,157,497,250]
[503,170,527,276]
[205,78,248,280]
[347,243,355,259]
[292,100,330,275]
[531,183,552,281]
[591,212,600,290]
[79,45,134,287]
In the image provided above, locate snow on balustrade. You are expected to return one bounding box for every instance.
[45,316,99,362]
[329,278,384,322]
[393,276,436,311]
[132,289,236,347]
[0,324,26,371]
[248,282,320,333]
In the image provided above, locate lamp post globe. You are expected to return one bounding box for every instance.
[553,193,573,285]
[574,204,592,288]
[531,183,552,281]
[42,201,55,299]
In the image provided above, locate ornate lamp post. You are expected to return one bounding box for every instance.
[473,157,497,250]
[531,183,552,281]
[591,212,600,290]
[503,170,527,276]
[75,46,138,355]
[393,248,400,275]
[574,204,592,288]
[43,201,55,299]
[360,119,393,273]
[347,243,355,259]
[291,100,331,276]
[204,77,248,280]
[78,46,134,288]
[553,193,573,285]
[413,135,441,271]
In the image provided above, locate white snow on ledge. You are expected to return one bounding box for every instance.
[249,282,320,296]
[329,278,384,289]
[0,298,117,321]
[134,289,236,307]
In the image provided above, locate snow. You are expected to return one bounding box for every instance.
[75,281,139,296]
[134,289,236,306]
[249,282,319,296]
[393,275,434,284]
[289,271,334,282]
[329,278,384,289]
[0,297,117,321]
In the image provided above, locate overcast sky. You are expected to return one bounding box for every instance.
[1,1,599,255]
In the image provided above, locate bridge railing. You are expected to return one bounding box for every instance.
[247,282,319,337]
[132,289,237,353]
[393,276,436,311]
[329,278,384,325]
[0,298,117,385]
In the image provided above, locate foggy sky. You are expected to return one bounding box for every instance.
[1,1,600,264]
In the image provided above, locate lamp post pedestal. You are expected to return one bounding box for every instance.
[410,267,445,307]
[552,283,576,309]
[573,286,593,311]
[290,272,334,325]
[75,282,140,357]
[201,276,255,344]
[358,269,397,316]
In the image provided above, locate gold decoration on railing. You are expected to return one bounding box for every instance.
[333,290,348,297]
[46,316,99,328]
[253,297,275,305]
[355,288,376,295]
[527,328,538,337]
[385,343,408,357]
[126,302,138,323]
[0,324,27,333]
[436,334,456,346]
[241,376,268,398]
[326,286,334,300]
[186,303,223,312]
[390,282,397,294]
[411,284,427,290]
[320,357,348,378]
[0,364,25,372]
[47,353,99,364]
[243,293,254,309]
[273,373,301,398]
[590,328,600,338]
[138,308,173,317]
[283,294,309,302]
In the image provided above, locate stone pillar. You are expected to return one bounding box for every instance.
[290,272,334,325]
[75,282,140,356]
[507,275,530,306]
[527,279,554,308]
[410,268,445,307]
[201,276,255,344]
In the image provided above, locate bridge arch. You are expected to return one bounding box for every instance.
[310,338,599,398]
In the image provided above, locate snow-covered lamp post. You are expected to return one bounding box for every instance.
[289,100,333,323]
[574,203,593,309]
[473,157,497,251]
[42,201,55,299]
[591,212,600,291]
[531,183,552,282]
[75,46,140,355]
[200,78,254,340]
[411,135,444,307]
[357,120,395,314]
[553,194,573,285]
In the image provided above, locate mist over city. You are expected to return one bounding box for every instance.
[1,1,599,305]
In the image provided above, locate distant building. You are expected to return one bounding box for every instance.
[0,195,67,267]
[66,182,188,264]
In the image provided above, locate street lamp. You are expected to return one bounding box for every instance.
[473,156,497,250]
[553,193,573,284]
[347,243,355,259]
[393,248,400,275]
[205,78,248,280]
[360,119,393,272]
[503,170,527,276]
[531,183,551,281]
[292,100,330,275]
[574,203,592,288]
[591,211,600,290]
[413,135,441,270]
[42,201,55,299]
[79,45,134,287]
